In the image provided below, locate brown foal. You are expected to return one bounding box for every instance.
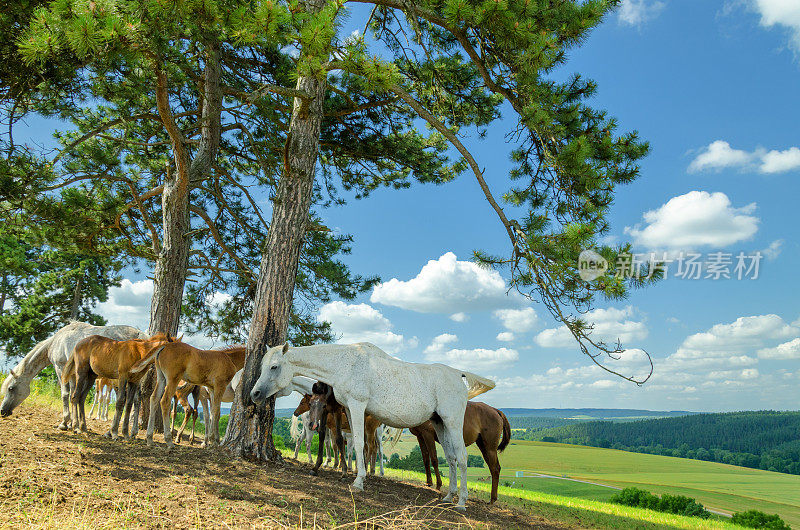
[411,401,511,503]
[138,343,245,449]
[64,333,176,439]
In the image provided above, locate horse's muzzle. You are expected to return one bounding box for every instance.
[0,408,11,418]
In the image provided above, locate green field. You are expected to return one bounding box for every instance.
[388,436,800,527]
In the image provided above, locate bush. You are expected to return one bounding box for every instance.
[610,488,710,519]
[731,510,790,529]
[467,454,484,468]
[387,446,426,472]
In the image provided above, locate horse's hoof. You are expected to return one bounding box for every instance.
[309,469,318,476]
[57,423,69,431]
[351,480,364,492]
[453,505,467,514]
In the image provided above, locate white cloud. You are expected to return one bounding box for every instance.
[370,252,524,314]
[316,301,417,354]
[762,239,784,260]
[751,0,800,52]
[96,279,154,332]
[535,306,648,349]
[496,332,515,342]
[677,314,798,357]
[688,141,754,173]
[758,337,800,360]
[423,333,458,355]
[449,312,469,323]
[624,191,759,249]
[493,308,538,333]
[423,333,518,370]
[618,0,665,26]
[689,141,800,174]
[425,347,519,371]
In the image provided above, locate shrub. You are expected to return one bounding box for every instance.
[610,488,710,519]
[731,510,790,529]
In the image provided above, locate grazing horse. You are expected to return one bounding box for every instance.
[88,377,116,421]
[250,342,494,511]
[64,333,176,438]
[412,401,511,503]
[1,321,146,428]
[138,343,245,449]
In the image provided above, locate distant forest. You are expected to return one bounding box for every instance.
[515,411,800,475]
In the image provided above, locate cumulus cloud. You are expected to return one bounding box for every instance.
[423,333,458,354]
[618,0,665,26]
[751,0,800,52]
[423,333,518,370]
[449,312,469,323]
[496,332,515,342]
[758,337,800,360]
[535,306,648,348]
[688,141,800,174]
[624,191,759,249]
[493,308,538,333]
[370,252,524,314]
[317,301,417,354]
[96,279,154,332]
[676,314,798,357]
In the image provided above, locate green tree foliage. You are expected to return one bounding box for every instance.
[530,411,800,475]
[387,445,427,473]
[731,510,791,530]
[610,488,710,519]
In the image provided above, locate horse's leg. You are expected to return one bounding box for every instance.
[293,422,302,459]
[416,434,433,487]
[436,414,468,511]
[120,380,136,439]
[88,381,99,419]
[146,368,166,446]
[210,388,223,447]
[176,397,191,444]
[377,427,385,476]
[160,376,180,450]
[129,385,142,438]
[199,390,210,447]
[170,397,178,437]
[427,430,442,490]
[431,419,458,507]
[346,402,368,491]
[78,373,96,433]
[365,429,376,475]
[311,411,328,475]
[476,438,501,504]
[107,377,127,439]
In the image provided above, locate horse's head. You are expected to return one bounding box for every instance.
[251,343,292,404]
[293,394,311,417]
[308,382,332,432]
[1,369,29,417]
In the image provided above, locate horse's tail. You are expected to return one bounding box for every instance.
[290,414,302,441]
[461,371,495,399]
[62,354,76,387]
[497,409,511,453]
[384,427,403,450]
[129,345,166,375]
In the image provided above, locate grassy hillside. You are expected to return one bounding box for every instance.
[388,436,800,527]
[528,411,800,475]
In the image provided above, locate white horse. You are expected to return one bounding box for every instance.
[1,321,146,428]
[250,342,494,511]
[290,412,315,463]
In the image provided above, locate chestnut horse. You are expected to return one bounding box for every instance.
[137,343,245,449]
[63,333,176,438]
[411,401,510,503]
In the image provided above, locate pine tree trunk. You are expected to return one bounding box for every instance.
[69,273,82,320]
[140,43,222,430]
[222,4,327,460]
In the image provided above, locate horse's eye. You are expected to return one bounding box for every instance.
[270,365,278,371]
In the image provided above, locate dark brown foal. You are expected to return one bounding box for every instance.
[306,382,348,477]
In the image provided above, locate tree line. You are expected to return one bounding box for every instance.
[523,411,800,475]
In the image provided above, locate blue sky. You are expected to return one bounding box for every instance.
[19,1,800,412]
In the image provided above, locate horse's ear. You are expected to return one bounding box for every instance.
[9,368,17,378]
[282,342,289,355]
[177,334,183,342]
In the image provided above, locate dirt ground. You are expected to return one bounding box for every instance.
[0,404,566,529]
